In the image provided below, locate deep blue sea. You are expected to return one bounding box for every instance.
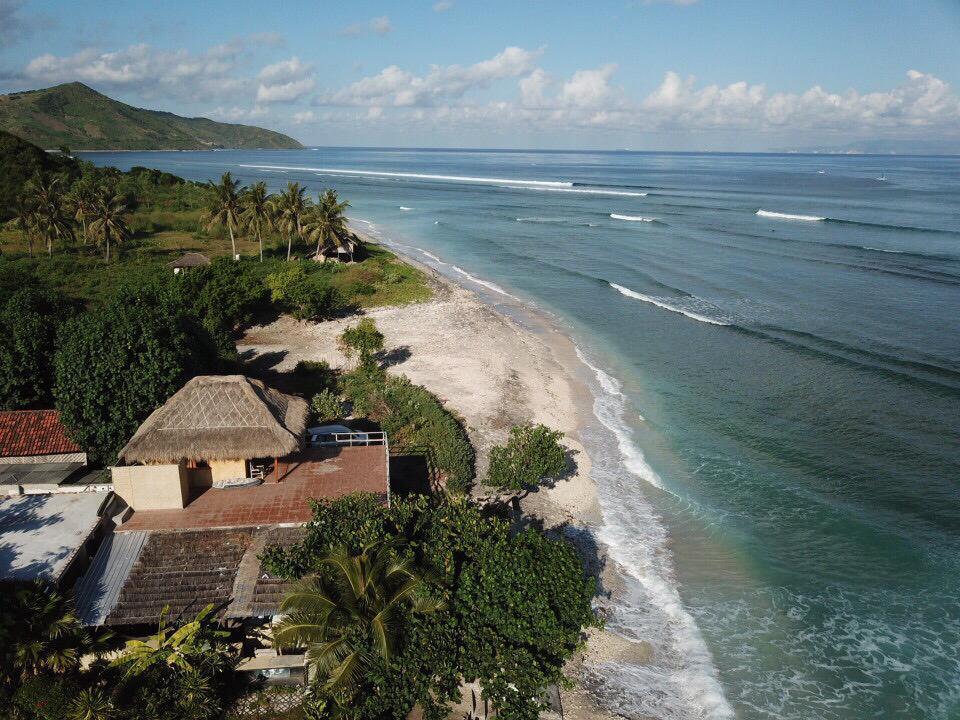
[81,148,960,720]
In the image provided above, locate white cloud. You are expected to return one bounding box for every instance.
[433,0,454,11]
[20,36,277,101]
[324,46,543,107]
[256,56,315,103]
[292,110,316,124]
[370,16,393,35]
[340,15,393,37]
[558,64,619,107]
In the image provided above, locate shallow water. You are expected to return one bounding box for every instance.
[82,148,960,720]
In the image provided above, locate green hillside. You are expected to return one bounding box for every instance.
[0,130,79,217]
[0,82,303,151]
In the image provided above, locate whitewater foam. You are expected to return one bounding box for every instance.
[450,265,521,300]
[238,164,573,188]
[609,283,730,326]
[574,346,734,719]
[399,206,414,211]
[413,247,446,265]
[612,213,657,222]
[756,209,825,222]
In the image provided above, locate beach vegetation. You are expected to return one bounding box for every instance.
[338,318,384,369]
[487,424,567,493]
[204,172,244,261]
[263,493,598,720]
[343,367,474,494]
[266,263,347,321]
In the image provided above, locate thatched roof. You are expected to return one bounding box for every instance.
[168,252,211,268]
[118,375,308,464]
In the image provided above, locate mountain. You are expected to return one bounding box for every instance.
[0,82,303,151]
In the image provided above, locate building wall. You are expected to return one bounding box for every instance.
[210,459,247,484]
[112,463,189,510]
[2,452,88,465]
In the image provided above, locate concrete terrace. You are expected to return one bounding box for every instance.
[117,445,388,532]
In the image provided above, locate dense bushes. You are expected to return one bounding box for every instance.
[343,366,474,494]
[0,289,71,409]
[53,286,227,463]
[266,263,347,321]
[262,493,598,720]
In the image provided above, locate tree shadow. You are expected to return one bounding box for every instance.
[378,345,411,368]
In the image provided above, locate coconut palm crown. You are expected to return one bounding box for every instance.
[204,172,245,260]
[241,181,273,262]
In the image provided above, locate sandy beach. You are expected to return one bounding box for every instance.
[238,246,649,719]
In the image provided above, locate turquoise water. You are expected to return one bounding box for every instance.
[82,149,960,719]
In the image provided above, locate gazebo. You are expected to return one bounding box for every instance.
[112,375,308,510]
[168,252,212,274]
[310,234,359,263]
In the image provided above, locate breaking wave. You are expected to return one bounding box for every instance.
[609,283,730,326]
[500,185,648,197]
[756,209,825,222]
[574,346,735,719]
[399,206,414,211]
[612,214,659,223]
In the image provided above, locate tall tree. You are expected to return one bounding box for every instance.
[273,541,442,705]
[240,181,272,262]
[272,181,309,261]
[204,172,244,260]
[66,177,97,245]
[305,189,352,262]
[11,194,37,257]
[29,174,73,257]
[0,289,64,409]
[88,189,130,262]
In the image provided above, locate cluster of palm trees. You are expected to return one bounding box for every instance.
[205,172,354,263]
[13,174,131,261]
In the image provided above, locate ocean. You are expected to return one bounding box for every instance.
[80,148,960,720]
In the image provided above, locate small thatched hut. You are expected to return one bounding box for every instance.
[112,376,308,511]
[310,234,359,263]
[168,252,211,274]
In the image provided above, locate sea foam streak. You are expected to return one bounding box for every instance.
[504,185,648,197]
[611,213,657,222]
[238,164,572,188]
[756,209,825,221]
[450,265,521,300]
[399,206,413,211]
[574,346,734,719]
[609,283,730,326]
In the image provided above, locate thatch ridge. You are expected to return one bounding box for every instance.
[118,375,308,464]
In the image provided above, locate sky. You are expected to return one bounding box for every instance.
[1,0,959,151]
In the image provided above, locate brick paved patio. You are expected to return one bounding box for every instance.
[117,445,388,532]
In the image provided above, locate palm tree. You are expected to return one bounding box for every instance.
[11,195,37,257]
[273,541,443,703]
[66,179,97,245]
[88,189,131,262]
[0,581,112,684]
[68,688,116,720]
[204,172,245,260]
[241,181,273,262]
[273,181,309,261]
[305,189,352,262]
[29,174,73,257]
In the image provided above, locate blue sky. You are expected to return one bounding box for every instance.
[2,0,959,150]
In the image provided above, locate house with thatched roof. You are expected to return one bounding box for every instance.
[112,375,308,511]
[168,251,211,274]
[309,233,359,263]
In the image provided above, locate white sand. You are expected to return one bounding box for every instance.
[238,254,648,719]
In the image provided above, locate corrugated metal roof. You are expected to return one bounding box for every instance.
[74,531,148,626]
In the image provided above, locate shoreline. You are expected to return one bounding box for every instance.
[239,232,650,720]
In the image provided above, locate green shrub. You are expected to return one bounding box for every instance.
[338,318,384,368]
[12,676,79,720]
[292,359,338,397]
[266,264,345,321]
[342,369,473,494]
[310,389,343,424]
[487,424,567,492]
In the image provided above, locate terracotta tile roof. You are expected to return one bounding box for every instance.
[0,410,82,458]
